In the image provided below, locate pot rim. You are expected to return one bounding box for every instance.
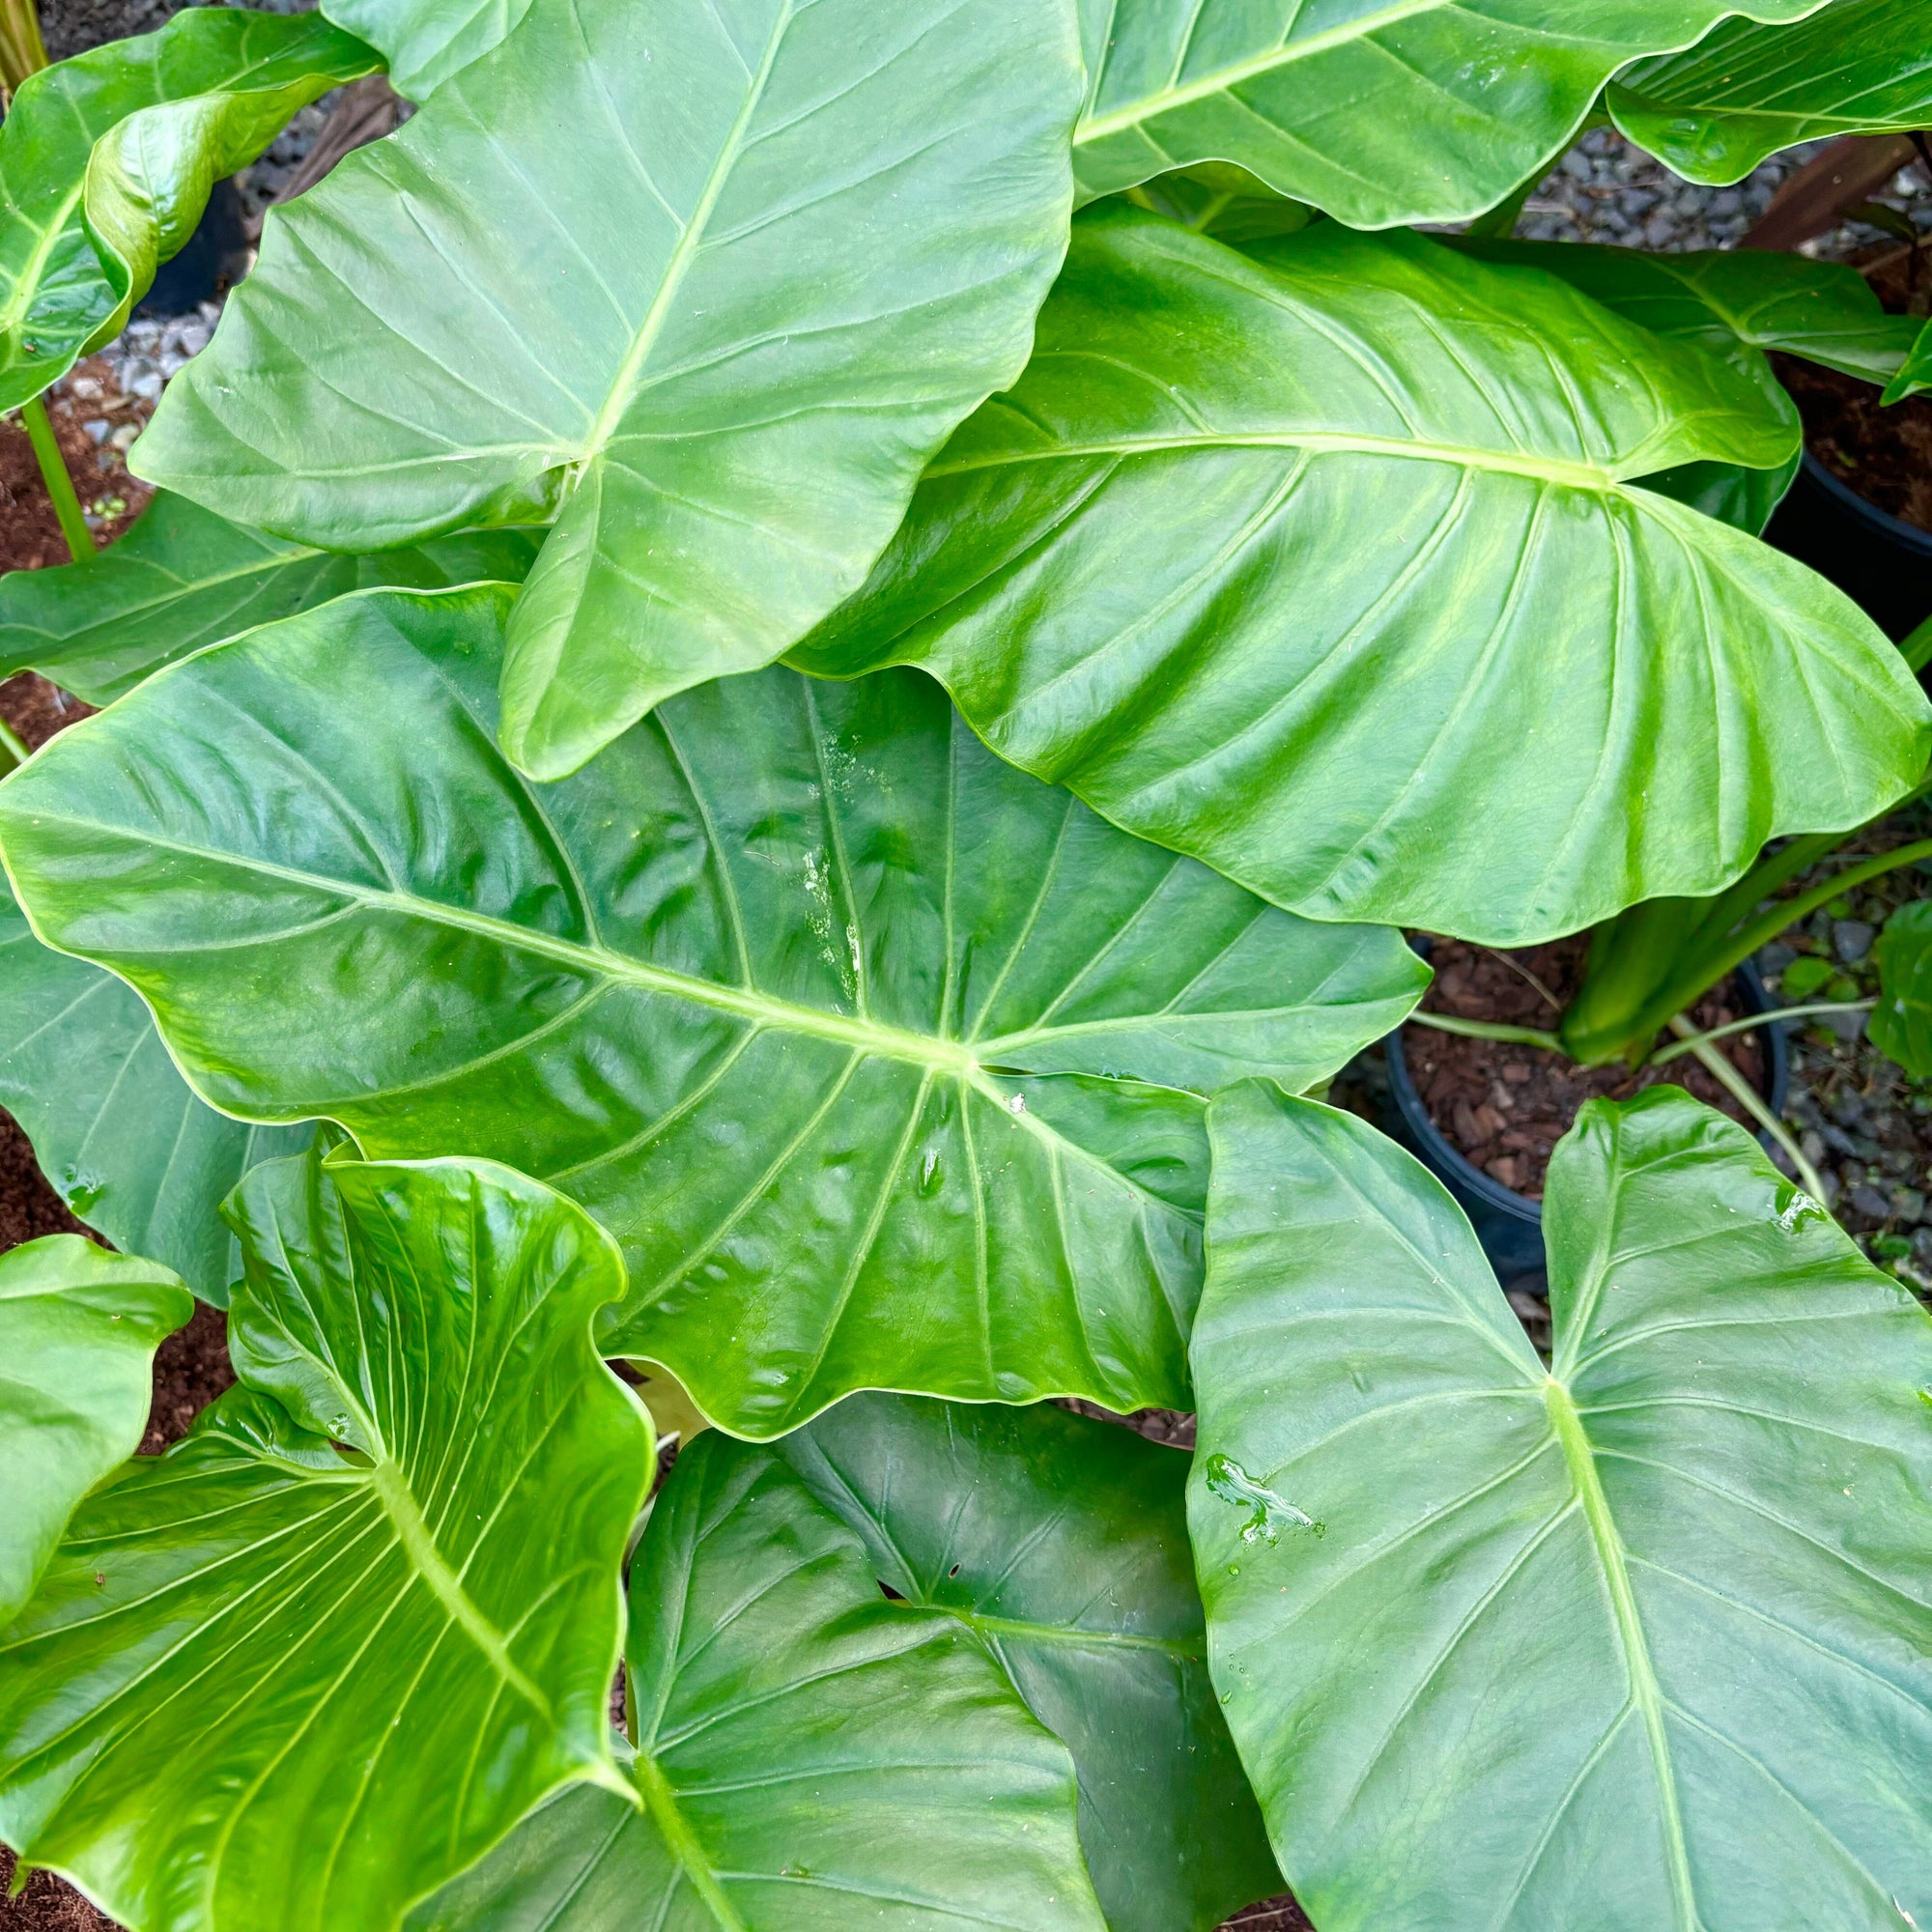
[1797,448,1932,558]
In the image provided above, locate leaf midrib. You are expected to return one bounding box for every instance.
[633,1746,750,1932]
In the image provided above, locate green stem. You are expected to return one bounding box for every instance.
[0,0,46,94]
[19,395,95,561]
[1901,611,1932,672]
[0,715,27,774]
[1647,1002,1872,1068]
[1665,1014,1828,1205]
[1406,1010,1564,1052]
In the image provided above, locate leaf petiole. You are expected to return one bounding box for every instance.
[1663,1013,1828,1205]
[1646,1002,1872,1068]
[1405,1010,1564,1052]
[18,396,95,561]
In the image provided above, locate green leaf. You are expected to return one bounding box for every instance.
[1611,0,1932,184]
[0,493,543,706]
[0,1234,189,1626]
[1125,162,1313,243]
[134,0,1084,781]
[1884,318,1932,406]
[1191,1083,1932,1931]
[1870,899,1932,1074]
[412,1430,1108,1931]
[0,872,307,1300]
[0,1142,652,1932]
[0,9,378,412]
[0,583,1422,1435]
[774,1394,1281,1932]
[320,0,529,99]
[798,210,1927,945]
[1069,0,1824,228]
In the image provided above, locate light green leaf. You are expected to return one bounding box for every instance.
[1611,0,1932,184]
[321,0,530,99]
[0,873,307,1300]
[0,493,543,706]
[1870,898,1932,1074]
[798,210,1927,945]
[1191,1083,1932,1931]
[0,1234,189,1626]
[0,9,378,412]
[134,0,1084,781]
[413,1430,1108,1930]
[0,584,1422,1435]
[774,1394,1281,1932]
[1069,0,1825,228]
[0,1142,652,1932]
[1885,317,1932,405]
[1124,161,1312,243]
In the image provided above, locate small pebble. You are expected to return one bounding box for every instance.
[128,371,163,402]
[109,423,138,451]
[67,375,101,399]
[1848,1183,1894,1221]
[82,418,109,443]
[1833,920,1876,963]
[1758,941,1798,976]
[1890,1186,1925,1223]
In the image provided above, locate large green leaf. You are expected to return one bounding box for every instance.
[774,1394,1280,1932]
[0,874,306,1300]
[0,9,378,412]
[1869,898,1932,1075]
[1885,317,1932,405]
[0,1235,189,1626]
[1611,0,1932,185]
[134,0,1084,781]
[0,493,542,706]
[0,583,1421,1434]
[1068,0,1824,228]
[413,1430,1108,1930]
[0,1143,652,1932]
[1190,1082,1932,1931]
[798,210,1927,945]
[321,0,530,99]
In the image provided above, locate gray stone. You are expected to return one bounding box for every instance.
[1913,1226,1932,1267]
[1833,920,1876,962]
[1820,1122,1860,1155]
[1891,1186,1926,1223]
[1848,1184,1895,1221]
[81,418,109,444]
[1800,1128,1827,1166]
[1827,1009,1869,1043]
[1561,151,1595,183]
[1758,941,1798,977]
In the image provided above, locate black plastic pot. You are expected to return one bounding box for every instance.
[1380,956,1790,1294]
[1765,451,1932,643]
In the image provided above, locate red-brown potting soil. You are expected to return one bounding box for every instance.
[0,364,151,570]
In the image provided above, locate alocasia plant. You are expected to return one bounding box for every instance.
[0,0,1928,1924]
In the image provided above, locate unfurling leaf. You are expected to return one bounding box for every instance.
[1192,1084,1932,1931]
[0,1144,653,1932]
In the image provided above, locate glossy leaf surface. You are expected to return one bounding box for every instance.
[412,1431,1106,1931]
[0,584,1422,1434]
[800,212,1925,943]
[321,0,530,98]
[1192,1083,1932,1931]
[0,9,377,411]
[775,1394,1280,1932]
[1069,0,1822,227]
[0,493,541,705]
[1869,898,1932,1075]
[0,873,306,1300]
[1126,162,1312,243]
[0,1145,651,1932]
[1885,318,1932,405]
[135,0,1084,780]
[1611,0,1932,184]
[0,1235,189,1625]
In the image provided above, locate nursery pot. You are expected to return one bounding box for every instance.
[1765,451,1932,643]
[1380,954,1790,1295]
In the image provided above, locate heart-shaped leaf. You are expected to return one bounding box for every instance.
[774,1394,1281,1932]
[0,8,378,412]
[320,0,526,98]
[1191,1082,1932,1931]
[1068,0,1822,227]
[798,210,1927,944]
[1611,0,1932,185]
[412,1429,1109,1931]
[0,493,542,705]
[0,873,307,1298]
[0,1234,189,1625]
[0,1142,652,1932]
[1870,899,1932,1074]
[0,583,1422,1434]
[134,0,1085,780]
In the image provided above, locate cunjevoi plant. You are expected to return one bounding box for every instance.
[0,1,1928,1928]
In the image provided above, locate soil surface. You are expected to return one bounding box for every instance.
[1777,352,1932,532]
[1403,936,1767,1199]
[0,356,152,570]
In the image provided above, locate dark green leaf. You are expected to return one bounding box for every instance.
[1611,0,1932,184]
[798,211,1925,944]
[0,584,1422,1434]
[1125,162,1312,243]
[775,1394,1281,1932]
[1870,898,1932,1073]
[0,1142,652,1932]
[1885,317,1932,405]
[134,0,1085,780]
[0,493,542,705]
[1069,0,1820,227]
[1192,1083,1932,1931]
[0,872,306,1298]
[412,1431,1108,1931]
[0,9,378,412]
[0,1234,189,1625]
